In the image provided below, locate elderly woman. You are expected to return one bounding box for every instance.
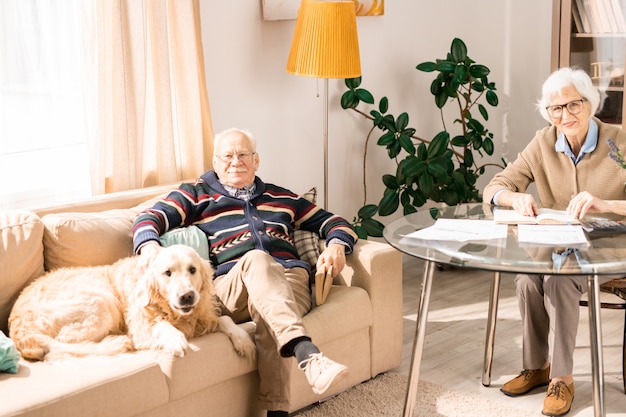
[483,67,626,416]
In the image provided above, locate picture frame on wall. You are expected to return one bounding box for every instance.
[262,0,384,21]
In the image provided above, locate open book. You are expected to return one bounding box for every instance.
[493,208,580,225]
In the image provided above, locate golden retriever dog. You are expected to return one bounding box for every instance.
[8,244,256,361]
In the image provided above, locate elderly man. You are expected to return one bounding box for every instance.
[133,128,357,417]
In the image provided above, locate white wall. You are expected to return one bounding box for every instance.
[199,0,553,222]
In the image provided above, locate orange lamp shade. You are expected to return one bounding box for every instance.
[286,0,361,79]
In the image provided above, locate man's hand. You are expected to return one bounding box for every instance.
[316,243,346,277]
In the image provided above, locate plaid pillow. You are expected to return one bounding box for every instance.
[293,187,320,270]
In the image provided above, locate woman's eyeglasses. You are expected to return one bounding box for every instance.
[545,99,586,118]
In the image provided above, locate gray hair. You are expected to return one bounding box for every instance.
[536,67,600,123]
[213,127,257,152]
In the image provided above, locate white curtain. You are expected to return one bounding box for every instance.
[93,0,214,194]
[0,0,214,209]
[0,0,93,209]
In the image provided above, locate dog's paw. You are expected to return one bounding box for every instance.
[152,322,189,357]
[218,316,256,361]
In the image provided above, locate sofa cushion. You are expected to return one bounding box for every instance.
[0,353,168,417]
[40,193,168,271]
[41,209,137,270]
[293,187,320,269]
[154,322,257,401]
[0,211,45,334]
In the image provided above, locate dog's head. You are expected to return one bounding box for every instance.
[143,244,215,316]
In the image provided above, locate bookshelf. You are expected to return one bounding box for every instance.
[552,0,626,126]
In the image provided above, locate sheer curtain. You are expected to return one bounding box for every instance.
[0,0,92,209]
[0,0,213,210]
[93,0,213,194]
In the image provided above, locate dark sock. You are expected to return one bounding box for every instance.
[267,411,288,417]
[294,340,320,364]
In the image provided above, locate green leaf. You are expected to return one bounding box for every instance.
[427,131,450,158]
[345,77,361,89]
[353,225,368,240]
[379,96,389,113]
[400,157,424,179]
[464,148,474,166]
[382,174,399,189]
[358,204,379,219]
[403,204,418,215]
[478,103,488,121]
[486,90,499,106]
[450,134,468,147]
[340,91,358,109]
[483,137,494,155]
[450,38,468,63]
[378,191,400,216]
[377,131,395,146]
[435,90,448,108]
[426,161,448,179]
[362,218,384,237]
[453,65,469,85]
[387,141,402,159]
[468,64,490,78]
[355,88,375,104]
[399,134,416,155]
[435,61,457,73]
[416,61,437,72]
[396,112,409,131]
[418,173,433,194]
[467,118,485,133]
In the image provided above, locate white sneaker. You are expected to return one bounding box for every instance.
[298,353,348,395]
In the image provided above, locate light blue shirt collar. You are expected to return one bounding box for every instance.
[555,119,598,164]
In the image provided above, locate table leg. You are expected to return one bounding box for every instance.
[482,271,501,386]
[587,274,605,417]
[403,260,435,417]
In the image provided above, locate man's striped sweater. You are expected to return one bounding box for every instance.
[133,170,358,277]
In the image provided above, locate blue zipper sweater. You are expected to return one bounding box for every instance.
[133,171,358,277]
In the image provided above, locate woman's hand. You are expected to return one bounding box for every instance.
[508,193,539,216]
[316,243,346,277]
[567,191,606,219]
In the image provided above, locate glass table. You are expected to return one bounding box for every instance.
[383,203,626,417]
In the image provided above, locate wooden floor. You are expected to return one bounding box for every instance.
[390,255,626,417]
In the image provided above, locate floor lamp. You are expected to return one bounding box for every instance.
[286,0,361,210]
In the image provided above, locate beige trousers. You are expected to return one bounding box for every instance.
[515,274,614,378]
[213,250,312,411]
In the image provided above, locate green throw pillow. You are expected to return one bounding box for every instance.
[160,225,210,260]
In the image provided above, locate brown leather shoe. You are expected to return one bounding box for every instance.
[500,367,551,396]
[542,381,574,416]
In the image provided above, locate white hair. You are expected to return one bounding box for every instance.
[536,67,600,123]
[213,128,257,152]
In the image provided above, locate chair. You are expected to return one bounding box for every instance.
[579,277,626,394]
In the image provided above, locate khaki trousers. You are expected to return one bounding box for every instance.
[515,274,613,378]
[213,250,312,411]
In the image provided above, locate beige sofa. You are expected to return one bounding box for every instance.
[0,184,403,417]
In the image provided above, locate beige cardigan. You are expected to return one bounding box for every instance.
[483,119,626,207]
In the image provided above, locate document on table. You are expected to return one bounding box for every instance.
[517,224,589,246]
[403,219,508,242]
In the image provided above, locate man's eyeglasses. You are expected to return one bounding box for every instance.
[545,99,586,118]
[216,152,256,163]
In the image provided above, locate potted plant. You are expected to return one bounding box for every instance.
[341,38,506,238]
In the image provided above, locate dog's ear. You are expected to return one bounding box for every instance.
[136,264,161,307]
[199,259,215,293]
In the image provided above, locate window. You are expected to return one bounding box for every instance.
[0,1,93,210]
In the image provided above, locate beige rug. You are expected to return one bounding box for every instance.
[293,373,539,417]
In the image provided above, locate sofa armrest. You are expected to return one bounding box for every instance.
[337,239,403,376]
